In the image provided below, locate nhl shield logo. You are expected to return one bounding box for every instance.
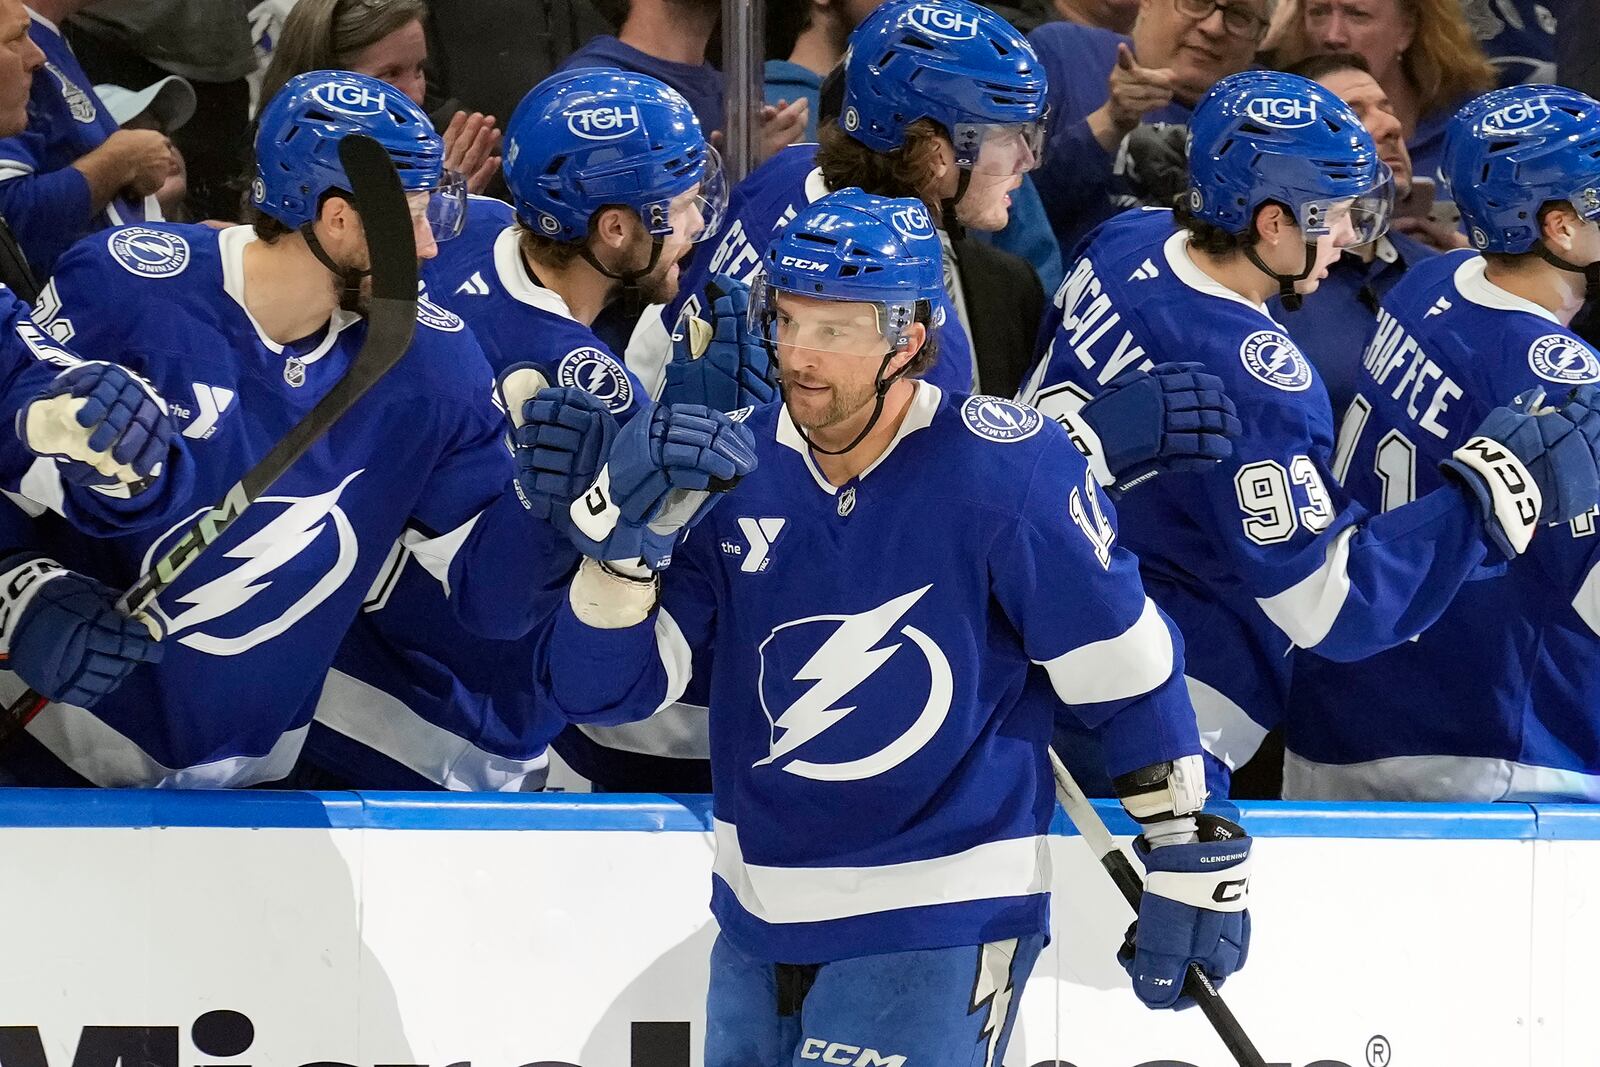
[1528,334,1600,384]
[1239,330,1312,391]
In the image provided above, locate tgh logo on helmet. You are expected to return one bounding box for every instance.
[1481,97,1554,136]
[890,205,935,241]
[567,104,642,141]
[1244,97,1317,129]
[309,82,388,117]
[907,4,980,39]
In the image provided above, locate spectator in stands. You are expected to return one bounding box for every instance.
[63,0,253,224]
[1273,52,1437,419]
[259,0,502,196]
[1271,0,1496,184]
[95,74,191,221]
[1027,0,1268,261]
[764,0,886,142]
[984,0,1139,34]
[0,0,178,278]
[560,0,808,163]
[1461,0,1555,87]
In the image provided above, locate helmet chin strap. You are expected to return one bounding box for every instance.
[1244,241,1318,312]
[939,167,973,242]
[1535,242,1600,301]
[300,222,370,313]
[792,348,917,457]
[580,237,665,320]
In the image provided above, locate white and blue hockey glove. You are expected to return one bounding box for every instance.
[497,364,620,521]
[0,554,162,708]
[1075,362,1241,492]
[17,361,178,492]
[567,402,758,569]
[663,276,778,413]
[1119,813,1252,1011]
[1442,384,1600,558]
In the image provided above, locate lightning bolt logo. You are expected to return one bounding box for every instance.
[557,348,633,411]
[755,585,953,782]
[970,940,1019,1067]
[149,471,363,656]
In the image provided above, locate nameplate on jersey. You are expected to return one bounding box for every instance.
[109,228,190,279]
[1527,334,1600,385]
[1239,330,1312,391]
[557,348,633,412]
[960,396,1043,443]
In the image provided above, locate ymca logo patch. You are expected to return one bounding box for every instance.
[416,294,464,333]
[108,228,190,279]
[960,395,1043,443]
[557,347,634,412]
[1239,330,1312,391]
[1528,333,1600,384]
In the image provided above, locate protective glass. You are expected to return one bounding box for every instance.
[410,169,468,242]
[951,119,1047,175]
[1297,170,1395,249]
[748,274,918,357]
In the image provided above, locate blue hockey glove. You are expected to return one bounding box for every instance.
[0,554,162,708]
[1442,385,1600,558]
[1119,813,1252,1010]
[663,275,779,413]
[567,403,758,569]
[1077,362,1240,491]
[16,361,178,491]
[497,364,620,521]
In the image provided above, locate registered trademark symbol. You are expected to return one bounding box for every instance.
[1367,1034,1392,1067]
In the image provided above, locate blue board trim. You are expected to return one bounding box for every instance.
[0,790,1579,838]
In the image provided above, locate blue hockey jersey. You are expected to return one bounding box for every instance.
[0,14,149,279]
[1020,209,1500,787]
[641,143,976,398]
[304,197,645,790]
[1465,0,1557,86]
[1287,250,1600,800]
[0,223,569,787]
[536,384,1201,962]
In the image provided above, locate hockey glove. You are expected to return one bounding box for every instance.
[0,554,162,708]
[663,275,779,413]
[498,364,620,521]
[1442,385,1600,558]
[567,403,758,569]
[17,361,178,492]
[1119,813,1252,1010]
[1075,362,1240,491]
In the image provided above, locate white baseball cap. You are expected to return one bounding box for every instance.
[93,75,196,133]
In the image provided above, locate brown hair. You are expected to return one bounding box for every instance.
[259,0,430,107]
[815,117,949,216]
[517,222,588,271]
[1281,50,1372,82]
[1173,194,1267,255]
[900,299,939,379]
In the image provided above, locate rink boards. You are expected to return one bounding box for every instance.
[0,791,1592,1067]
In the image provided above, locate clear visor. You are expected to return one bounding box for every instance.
[952,120,1047,176]
[665,144,728,244]
[407,169,468,242]
[747,274,918,357]
[1297,172,1395,249]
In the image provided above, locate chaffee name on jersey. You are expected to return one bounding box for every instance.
[679,203,803,320]
[1359,307,1465,440]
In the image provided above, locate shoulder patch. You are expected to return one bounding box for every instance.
[1239,330,1312,391]
[726,405,754,423]
[416,294,465,333]
[108,228,190,279]
[1527,333,1600,385]
[960,395,1043,443]
[557,346,634,412]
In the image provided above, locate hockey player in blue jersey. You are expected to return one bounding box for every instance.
[0,71,580,787]
[1288,85,1600,801]
[531,188,1252,1064]
[301,68,751,790]
[1021,70,1600,793]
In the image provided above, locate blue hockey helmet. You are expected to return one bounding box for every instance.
[1186,70,1393,246]
[840,0,1048,176]
[253,70,465,239]
[1441,84,1600,254]
[503,69,725,246]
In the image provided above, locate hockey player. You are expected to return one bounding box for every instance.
[1020,70,1600,792]
[300,69,749,790]
[1287,85,1600,801]
[531,189,1252,1063]
[0,70,579,787]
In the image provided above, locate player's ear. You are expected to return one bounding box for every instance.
[1254,203,1286,247]
[889,322,928,376]
[591,206,634,252]
[1540,202,1581,251]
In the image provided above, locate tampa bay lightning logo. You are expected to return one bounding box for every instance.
[907,3,980,39]
[961,395,1043,442]
[109,228,190,279]
[415,294,464,332]
[756,585,953,782]
[1528,334,1600,384]
[889,204,935,242]
[1239,330,1312,391]
[557,347,634,412]
[140,472,362,656]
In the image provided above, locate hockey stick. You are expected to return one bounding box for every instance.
[1048,748,1268,1067]
[0,134,419,743]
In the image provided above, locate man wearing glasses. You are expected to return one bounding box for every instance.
[1027,0,1269,261]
